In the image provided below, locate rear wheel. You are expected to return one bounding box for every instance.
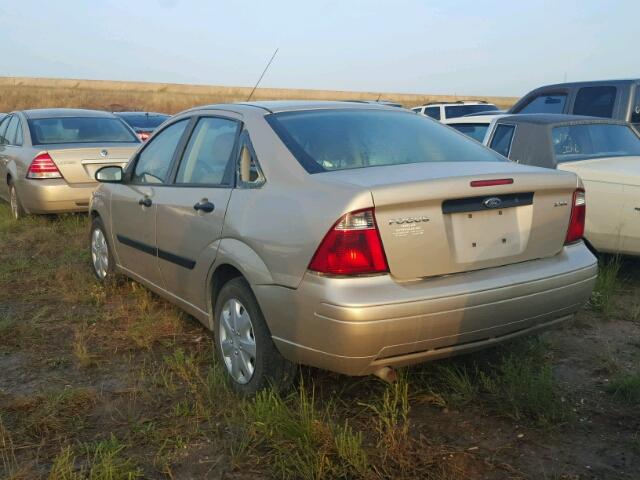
[214,277,296,395]
[8,182,25,220]
[89,216,114,281]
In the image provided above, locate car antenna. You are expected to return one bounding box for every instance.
[246,48,279,102]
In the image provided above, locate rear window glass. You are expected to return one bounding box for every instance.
[552,123,640,163]
[517,94,567,114]
[267,109,505,173]
[118,114,169,130]
[573,86,616,118]
[28,117,138,145]
[449,123,489,143]
[444,104,498,119]
[489,124,516,157]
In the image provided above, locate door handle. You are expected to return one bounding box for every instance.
[138,197,152,208]
[193,200,215,213]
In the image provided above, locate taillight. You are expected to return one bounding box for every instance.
[27,153,62,179]
[138,132,151,142]
[565,188,586,244]
[309,208,389,275]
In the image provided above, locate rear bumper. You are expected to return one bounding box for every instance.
[254,243,597,376]
[17,178,96,214]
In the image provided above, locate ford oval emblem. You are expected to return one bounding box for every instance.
[483,197,502,209]
[100,149,108,157]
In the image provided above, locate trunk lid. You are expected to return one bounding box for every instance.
[558,155,640,186]
[322,162,579,280]
[45,144,138,184]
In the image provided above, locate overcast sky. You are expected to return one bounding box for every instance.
[0,0,636,97]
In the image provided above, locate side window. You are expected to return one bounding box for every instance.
[517,93,567,114]
[4,116,19,146]
[489,124,516,158]
[237,133,265,187]
[424,107,441,120]
[573,86,616,118]
[0,116,10,145]
[133,119,189,184]
[13,118,23,146]
[412,108,422,114]
[175,117,239,185]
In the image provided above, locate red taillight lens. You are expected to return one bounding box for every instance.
[27,152,62,179]
[309,208,389,275]
[138,132,150,142]
[565,188,586,244]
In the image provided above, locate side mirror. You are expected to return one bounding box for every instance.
[95,165,123,183]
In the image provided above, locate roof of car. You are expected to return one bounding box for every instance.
[114,111,169,117]
[527,79,640,91]
[417,100,493,107]
[445,114,510,125]
[498,113,629,126]
[185,100,404,115]
[22,108,117,120]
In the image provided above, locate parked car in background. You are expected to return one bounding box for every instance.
[484,114,640,255]
[89,101,596,394]
[509,79,640,131]
[444,113,509,143]
[0,109,140,219]
[412,101,499,121]
[114,111,170,141]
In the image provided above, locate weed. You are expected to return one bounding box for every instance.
[49,445,82,480]
[605,372,640,403]
[480,353,572,425]
[333,421,369,477]
[590,255,621,315]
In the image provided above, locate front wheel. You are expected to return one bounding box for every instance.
[214,277,296,395]
[89,216,114,281]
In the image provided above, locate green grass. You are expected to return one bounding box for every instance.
[605,372,640,403]
[590,255,622,315]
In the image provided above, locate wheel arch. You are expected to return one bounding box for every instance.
[206,238,274,329]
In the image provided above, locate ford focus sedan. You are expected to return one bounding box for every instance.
[0,109,140,219]
[89,101,597,394]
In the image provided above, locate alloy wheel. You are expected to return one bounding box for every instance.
[218,298,257,384]
[91,228,109,279]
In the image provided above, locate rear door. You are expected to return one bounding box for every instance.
[110,118,191,286]
[154,114,241,308]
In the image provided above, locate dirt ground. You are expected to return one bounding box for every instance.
[1,207,638,479]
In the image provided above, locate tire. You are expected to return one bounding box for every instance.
[214,277,296,395]
[89,216,115,282]
[8,181,26,220]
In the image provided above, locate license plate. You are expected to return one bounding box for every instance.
[449,206,532,263]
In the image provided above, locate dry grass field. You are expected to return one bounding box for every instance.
[0,77,517,114]
[1,206,639,479]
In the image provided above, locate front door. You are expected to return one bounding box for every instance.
[155,115,240,310]
[110,118,191,286]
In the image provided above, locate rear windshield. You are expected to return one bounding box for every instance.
[552,123,640,163]
[267,109,505,173]
[444,104,498,119]
[118,114,169,129]
[28,117,138,145]
[449,123,489,142]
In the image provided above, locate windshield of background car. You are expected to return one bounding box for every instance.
[29,117,139,145]
[450,123,489,142]
[266,109,506,173]
[552,123,640,163]
[120,114,169,130]
[444,104,498,119]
